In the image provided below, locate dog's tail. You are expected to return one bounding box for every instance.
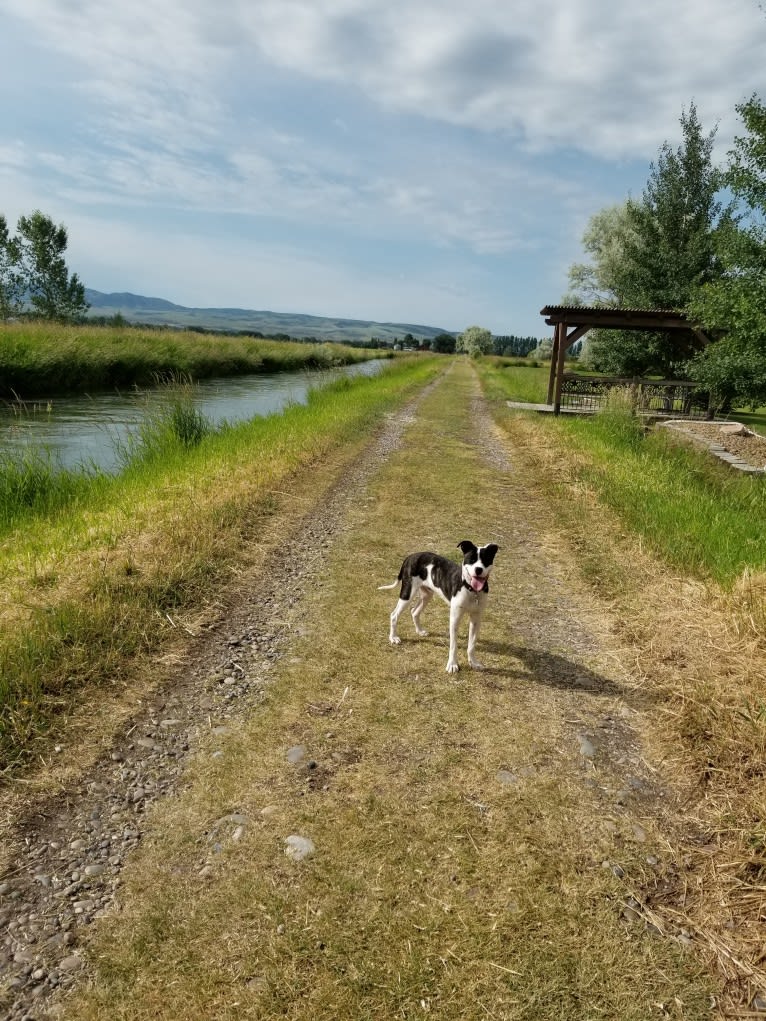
[377,580,400,591]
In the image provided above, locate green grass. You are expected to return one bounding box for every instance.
[116,382,215,467]
[563,405,766,583]
[479,362,766,586]
[488,357,766,438]
[0,320,390,396]
[0,357,441,772]
[732,406,766,438]
[481,358,550,404]
[0,447,103,530]
[0,381,221,529]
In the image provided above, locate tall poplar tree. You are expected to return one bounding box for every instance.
[622,102,728,310]
[570,104,729,376]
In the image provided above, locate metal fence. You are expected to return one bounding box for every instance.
[560,374,711,418]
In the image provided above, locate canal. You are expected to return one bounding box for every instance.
[0,359,386,473]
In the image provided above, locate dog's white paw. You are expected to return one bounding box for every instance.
[415,628,429,637]
[445,661,460,674]
[389,636,401,645]
[469,660,485,671]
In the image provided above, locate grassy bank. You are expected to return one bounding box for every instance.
[0,321,389,397]
[480,360,766,586]
[0,356,440,772]
[478,358,766,1002]
[486,358,550,403]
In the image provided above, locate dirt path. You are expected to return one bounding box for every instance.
[1,362,715,1019]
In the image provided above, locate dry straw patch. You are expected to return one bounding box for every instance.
[64,362,714,1021]
[494,405,766,1013]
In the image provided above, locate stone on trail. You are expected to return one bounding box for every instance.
[496,769,520,786]
[284,835,315,861]
[58,955,83,973]
[719,422,752,436]
[577,734,596,758]
[631,823,647,843]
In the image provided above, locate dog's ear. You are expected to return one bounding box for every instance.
[457,540,477,555]
[482,543,499,562]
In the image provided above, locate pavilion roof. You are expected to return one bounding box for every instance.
[540,305,691,331]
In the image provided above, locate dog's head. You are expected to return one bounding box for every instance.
[457,540,499,592]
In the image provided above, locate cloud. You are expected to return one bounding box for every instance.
[3,0,764,159]
[227,0,765,156]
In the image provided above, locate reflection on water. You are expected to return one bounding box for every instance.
[0,360,385,473]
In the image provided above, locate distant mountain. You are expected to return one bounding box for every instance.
[84,289,455,345]
[86,291,183,312]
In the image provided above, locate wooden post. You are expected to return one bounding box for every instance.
[547,323,560,404]
[553,326,568,415]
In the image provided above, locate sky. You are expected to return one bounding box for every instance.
[1,1,766,337]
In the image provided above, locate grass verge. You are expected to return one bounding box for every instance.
[0,321,389,396]
[0,357,440,774]
[479,360,766,587]
[478,359,766,1009]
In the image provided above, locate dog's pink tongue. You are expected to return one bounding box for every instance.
[470,576,485,592]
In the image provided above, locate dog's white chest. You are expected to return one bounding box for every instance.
[455,587,486,612]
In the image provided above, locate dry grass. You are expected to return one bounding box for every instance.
[63,362,716,1020]
[487,403,766,1015]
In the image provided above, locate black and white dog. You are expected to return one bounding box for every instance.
[378,540,499,673]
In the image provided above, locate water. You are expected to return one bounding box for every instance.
[0,359,386,473]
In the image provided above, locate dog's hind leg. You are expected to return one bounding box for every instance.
[411,587,433,636]
[389,600,408,645]
[389,577,417,645]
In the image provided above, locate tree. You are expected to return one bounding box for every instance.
[569,104,729,377]
[15,211,89,321]
[456,325,493,357]
[0,215,24,320]
[623,103,728,309]
[432,332,456,353]
[688,95,766,408]
[531,338,553,361]
[493,335,541,357]
[564,202,637,307]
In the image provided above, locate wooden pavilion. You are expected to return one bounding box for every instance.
[540,305,713,414]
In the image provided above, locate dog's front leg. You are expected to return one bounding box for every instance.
[446,602,463,673]
[467,612,485,670]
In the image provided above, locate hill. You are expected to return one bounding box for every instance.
[84,289,455,345]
